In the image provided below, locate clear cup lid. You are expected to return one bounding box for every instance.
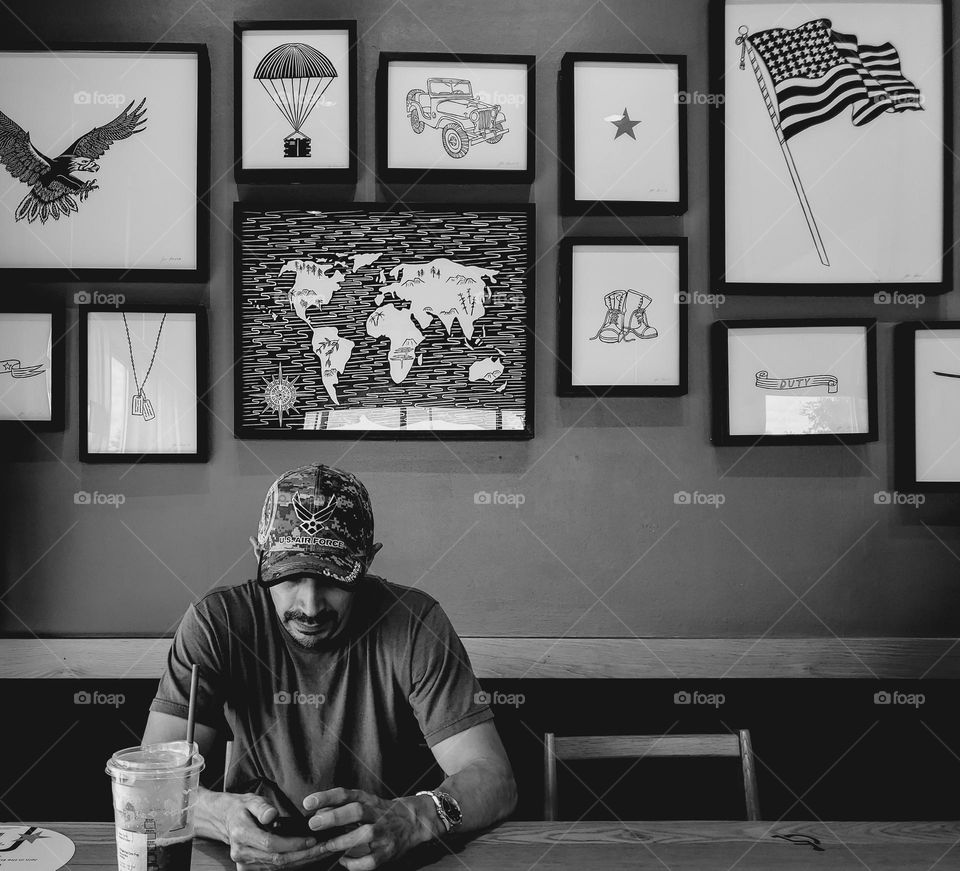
[106,741,204,780]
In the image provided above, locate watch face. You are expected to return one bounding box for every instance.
[439,793,462,824]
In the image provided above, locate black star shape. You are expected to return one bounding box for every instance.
[611,107,641,140]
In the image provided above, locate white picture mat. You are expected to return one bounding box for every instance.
[914,331,960,481]
[726,326,870,435]
[723,1,944,283]
[385,61,529,170]
[0,313,53,420]
[570,245,682,387]
[573,61,681,203]
[86,311,198,454]
[240,29,351,170]
[0,51,199,271]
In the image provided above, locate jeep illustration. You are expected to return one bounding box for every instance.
[405,78,508,159]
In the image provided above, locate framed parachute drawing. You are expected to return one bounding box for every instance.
[234,203,535,440]
[0,43,209,281]
[710,0,952,294]
[235,21,357,184]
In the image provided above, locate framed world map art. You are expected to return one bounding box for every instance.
[233,203,535,440]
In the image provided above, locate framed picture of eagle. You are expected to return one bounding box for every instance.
[0,43,209,281]
[235,21,357,184]
[710,0,952,295]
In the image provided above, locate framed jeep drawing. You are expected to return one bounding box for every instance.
[376,52,535,185]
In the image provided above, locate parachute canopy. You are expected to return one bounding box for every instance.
[254,43,338,133]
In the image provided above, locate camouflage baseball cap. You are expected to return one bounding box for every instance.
[256,464,375,587]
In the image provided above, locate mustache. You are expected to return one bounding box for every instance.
[284,610,337,627]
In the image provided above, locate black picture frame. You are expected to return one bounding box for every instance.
[79,305,208,463]
[0,42,210,283]
[234,202,535,441]
[559,52,688,216]
[234,20,358,185]
[711,318,878,446]
[557,236,688,397]
[375,52,536,185]
[708,0,953,295]
[894,321,960,492]
[0,304,65,432]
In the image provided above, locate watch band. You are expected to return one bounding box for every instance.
[416,789,454,834]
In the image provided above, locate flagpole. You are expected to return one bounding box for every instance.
[737,25,830,267]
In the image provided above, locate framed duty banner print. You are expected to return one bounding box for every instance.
[80,306,207,462]
[235,21,357,184]
[710,0,952,294]
[0,306,64,431]
[234,203,535,440]
[559,53,687,215]
[712,319,877,445]
[895,322,960,491]
[0,44,209,281]
[558,237,687,397]
[376,53,535,185]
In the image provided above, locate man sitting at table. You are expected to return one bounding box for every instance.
[142,463,516,871]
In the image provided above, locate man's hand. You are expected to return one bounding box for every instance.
[303,788,440,871]
[222,793,320,871]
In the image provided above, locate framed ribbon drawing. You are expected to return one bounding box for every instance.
[376,53,536,185]
[895,322,960,491]
[712,318,877,445]
[559,53,687,215]
[234,203,535,440]
[710,0,952,294]
[557,236,687,397]
[80,306,207,462]
[234,20,357,184]
[0,43,209,281]
[0,306,64,431]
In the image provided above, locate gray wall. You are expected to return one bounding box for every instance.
[3,0,959,638]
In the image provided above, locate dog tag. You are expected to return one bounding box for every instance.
[141,396,156,421]
[131,392,144,416]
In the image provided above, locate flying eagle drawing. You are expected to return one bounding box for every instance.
[0,98,147,224]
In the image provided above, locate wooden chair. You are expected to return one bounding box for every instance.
[543,730,760,821]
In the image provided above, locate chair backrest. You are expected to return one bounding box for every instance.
[543,730,760,821]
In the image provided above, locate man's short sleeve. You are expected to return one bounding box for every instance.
[407,602,494,747]
[149,600,226,730]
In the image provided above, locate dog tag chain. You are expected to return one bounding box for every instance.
[123,312,166,422]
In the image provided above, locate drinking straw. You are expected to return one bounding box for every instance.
[177,663,199,830]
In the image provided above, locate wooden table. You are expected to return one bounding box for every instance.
[14,820,960,870]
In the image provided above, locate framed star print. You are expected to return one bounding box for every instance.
[376,53,536,185]
[710,0,952,294]
[0,305,64,431]
[80,306,207,462]
[0,43,209,281]
[559,53,687,215]
[234,203,535,440]
[234,21,358,184]
[558,236,687,397]
[895,322,960,491]
[712,318,878,445]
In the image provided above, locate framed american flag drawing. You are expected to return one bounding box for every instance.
[710,0,952,295]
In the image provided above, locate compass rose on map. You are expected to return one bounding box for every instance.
[261,362,300,426]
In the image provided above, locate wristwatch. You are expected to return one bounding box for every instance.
[416,789,463,835]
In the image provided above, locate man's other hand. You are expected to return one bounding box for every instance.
[224,793,320,871]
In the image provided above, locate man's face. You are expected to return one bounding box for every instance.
[268,573,358,649]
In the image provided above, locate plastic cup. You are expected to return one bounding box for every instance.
[106,741,205,871]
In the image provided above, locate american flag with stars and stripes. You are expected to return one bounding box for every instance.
[748,18,923,141]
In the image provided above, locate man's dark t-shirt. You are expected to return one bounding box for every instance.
[150,576,493,807]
